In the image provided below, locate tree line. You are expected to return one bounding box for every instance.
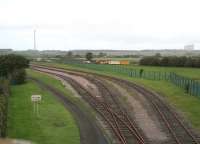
[0,80,9,137]
[140,56,200,67]
[0,54,29,137]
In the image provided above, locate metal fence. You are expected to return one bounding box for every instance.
[169,73,200,97]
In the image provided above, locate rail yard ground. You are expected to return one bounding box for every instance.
[7,72,80,144]
[27,70,109,144]
[7,61,200,144]
[34,62,200,132]
[30,64,200,144]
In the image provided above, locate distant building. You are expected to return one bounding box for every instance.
[184,44,194,50]
[96,59,129,65]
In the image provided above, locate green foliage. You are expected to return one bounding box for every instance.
[0,54,29,77]
[98,52,107,58]
[139,69,144,77]
[67,51,73,57]
[0,79,9,137]
[7,80,80,144]
[85,52,93,61]
[140,56,161,66]
[140,56,200,67]
[0,54,29,85]
[0,54,29,137]
[11,69,26,84]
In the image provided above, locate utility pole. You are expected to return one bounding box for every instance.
[34,29,36,50]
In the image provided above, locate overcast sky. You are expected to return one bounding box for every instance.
[1,0,200,51]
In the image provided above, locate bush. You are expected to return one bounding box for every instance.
[11,69,26,85]
[140,56,160,66]
[0,80,9,137]
[0,54,29,78]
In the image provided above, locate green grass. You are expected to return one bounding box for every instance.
[26,69,92,112]
[7,78,80,144]
[125,65,200,80]
[33,62,200,131]
[27,69,71,97]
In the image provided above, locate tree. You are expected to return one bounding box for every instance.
[98,52,106,58]
[11,69,26,84]
[0,54,29,77]
[85,52,93,61]
[160,57,169,66]
[67,51,73,57]
[0,54,29,84]
[155,53,161,57]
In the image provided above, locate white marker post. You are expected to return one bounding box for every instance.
[31,95,42,118]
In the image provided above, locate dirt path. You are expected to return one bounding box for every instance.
[30,77,109,144]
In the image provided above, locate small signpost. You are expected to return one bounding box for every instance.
[31,95,42,117]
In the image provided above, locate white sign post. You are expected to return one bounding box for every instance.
[31,95,42,117]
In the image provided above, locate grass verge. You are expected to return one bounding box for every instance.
[7,78,80,144]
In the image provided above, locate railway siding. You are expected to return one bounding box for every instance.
[31,65,200,144]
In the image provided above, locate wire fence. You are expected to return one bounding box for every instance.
[64,62,200,97]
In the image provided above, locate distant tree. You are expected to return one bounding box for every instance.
[184,57,193,67]
[140,56,160,66]
[67,51,73,57]
[85,52,93,61]
[155,53,161,57]
[98,52,106,57]
[74,54,81,58]
[160,57,169,66]
[140,56,200,68]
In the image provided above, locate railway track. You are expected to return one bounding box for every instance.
[112,78,199,144]
[87,77,147,144]
[31,64,199,144]
[32,66,145,144]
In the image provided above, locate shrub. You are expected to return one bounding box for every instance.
[11,69,26,85]
[0,80,9,137]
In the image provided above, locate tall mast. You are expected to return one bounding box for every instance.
[34,29,36,50]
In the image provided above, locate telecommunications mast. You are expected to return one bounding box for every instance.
[33,29,36,50]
